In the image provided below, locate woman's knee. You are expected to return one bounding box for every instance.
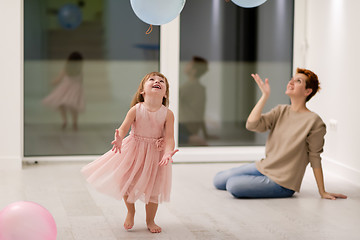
[213,172,227,190]
[225,176,248,198]
[213,164,258,191]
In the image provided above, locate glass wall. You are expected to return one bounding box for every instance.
[178,0,294,147]
[24,0,294,156]
[24,0,159,156]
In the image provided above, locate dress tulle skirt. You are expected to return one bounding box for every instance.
[43,76,85,111]
[81,136,172,204]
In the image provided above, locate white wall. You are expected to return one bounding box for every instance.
[294,0,360,183]
[0,0,22,169]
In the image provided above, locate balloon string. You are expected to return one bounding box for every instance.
[146,25,153,34]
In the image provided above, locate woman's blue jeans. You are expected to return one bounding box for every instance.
[213,163,295,198]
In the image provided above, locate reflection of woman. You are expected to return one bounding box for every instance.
[43,51,84,130]
[179,56,209,145]
[214,68,347,200]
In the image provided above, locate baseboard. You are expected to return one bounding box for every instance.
[322,156,360,187]
[23,147,265,164]
[175,146,265,163]
[0,157,22,170]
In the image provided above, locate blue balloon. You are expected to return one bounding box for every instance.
[231,0,268,8]
[58,4,82,29]
[130,0,186,25]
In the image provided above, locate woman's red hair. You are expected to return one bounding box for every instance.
[297,68,320,102]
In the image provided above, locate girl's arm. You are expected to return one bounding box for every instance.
[111,106,136,153]
[247,74,270,123]
[312,167,347,200]
[159,109,179,166]
[52,71,65,85]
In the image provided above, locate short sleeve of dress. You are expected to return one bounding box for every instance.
[246,105,283,132]
[307,116,326,168]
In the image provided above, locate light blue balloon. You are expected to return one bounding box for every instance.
[58,4,82,29]
[130,0,186,25]
[231,0,268,8]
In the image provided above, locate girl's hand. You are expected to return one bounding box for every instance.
[159,149,179,166]
[111,129,123,153]
[321,192,348,200]
[251,73,270,98]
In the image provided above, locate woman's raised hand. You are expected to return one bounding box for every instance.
[159,149,179,166]
[111,129,122,153]
[251,73,270,98]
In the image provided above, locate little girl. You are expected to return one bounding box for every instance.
[81,72,178,233]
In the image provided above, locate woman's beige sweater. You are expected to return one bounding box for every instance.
[246,105,326,192]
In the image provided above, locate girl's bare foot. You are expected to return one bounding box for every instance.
[124,212,135,230]
[147,221,161,233]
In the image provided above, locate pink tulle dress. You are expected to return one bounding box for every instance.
[43,74,85,111]
[81,103,172,204]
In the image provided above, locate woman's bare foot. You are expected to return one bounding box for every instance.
[147,221,161,233]
[124,211,135,230]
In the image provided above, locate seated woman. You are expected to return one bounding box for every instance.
[213,68,347,200]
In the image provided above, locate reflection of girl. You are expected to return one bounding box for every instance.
[82,72,178,233]
[43,51,84,130]
[214,68,347,200]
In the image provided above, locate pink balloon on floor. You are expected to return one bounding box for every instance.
[0,201,57,240]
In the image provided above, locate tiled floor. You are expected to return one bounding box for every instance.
[1,162,359,240]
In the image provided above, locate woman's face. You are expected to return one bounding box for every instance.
[184,61,195,77]
[285,73,312,99]
[142,75,167,98]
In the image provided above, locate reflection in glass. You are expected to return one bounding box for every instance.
[179,56,218,146]
[42,51,84,131]
[179,0,294,147]
[24,0,159,156]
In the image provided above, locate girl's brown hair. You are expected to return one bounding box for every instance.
[65,51,83,76]
[296,68,320,102]
[130,72,169,107]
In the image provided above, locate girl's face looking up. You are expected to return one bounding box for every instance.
[143,75,167,97]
